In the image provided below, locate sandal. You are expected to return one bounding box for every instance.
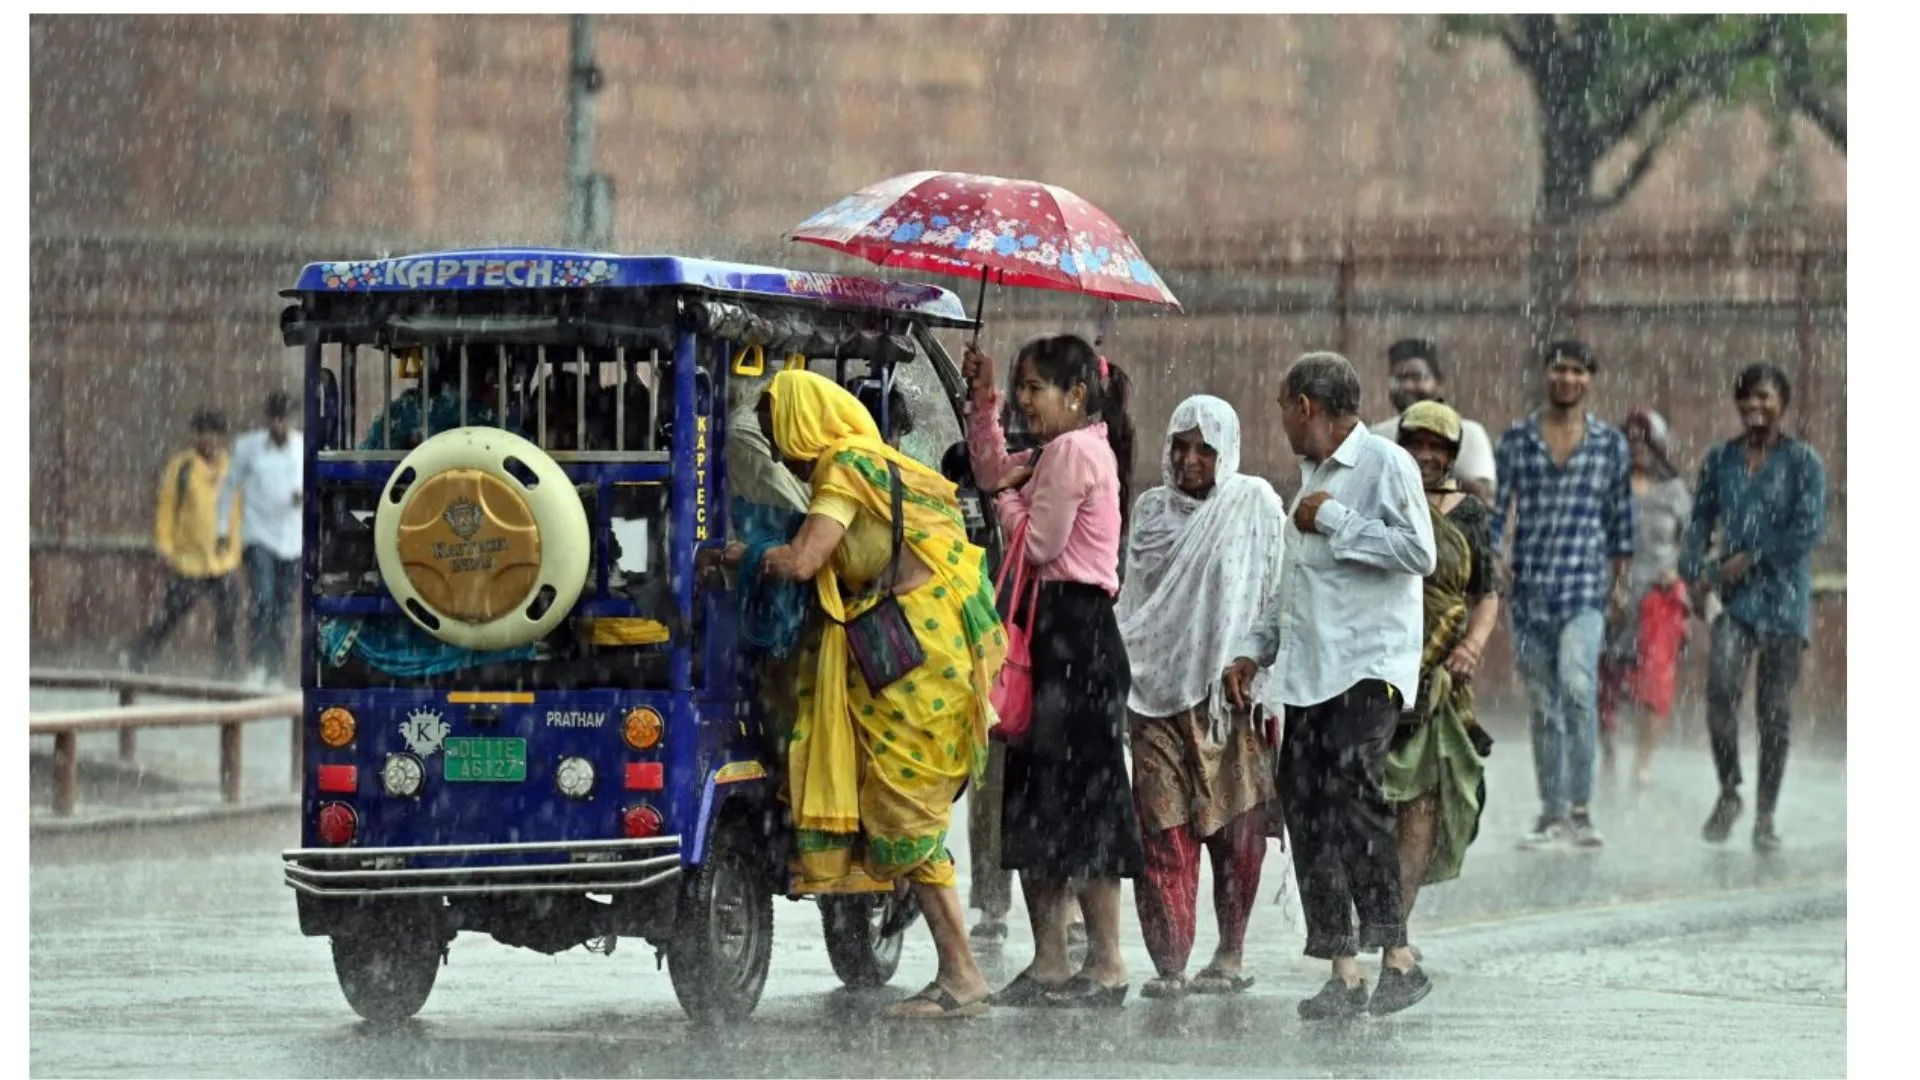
[884,981,989,1020]
[1141,974,1190,1000]
[1189,969,1256,995]
[1043,975,1129,1009]
[987,970,1067,1008]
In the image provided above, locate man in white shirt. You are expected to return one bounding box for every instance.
[1224,351,1436,1021]
[223,391,303,686]
[1372,338,1497,506]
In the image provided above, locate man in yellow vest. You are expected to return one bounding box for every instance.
[121,410,245,678]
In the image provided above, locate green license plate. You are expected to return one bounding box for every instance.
[442,737,528,782]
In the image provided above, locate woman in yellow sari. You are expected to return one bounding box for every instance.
[711,368,1008,1019]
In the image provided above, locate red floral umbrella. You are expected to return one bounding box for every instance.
[787,171,1179,341]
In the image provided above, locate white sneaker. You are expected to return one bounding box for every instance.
[1518,816,1568,850]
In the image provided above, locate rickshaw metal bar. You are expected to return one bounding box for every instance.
[380,345,392,449]
[575,344,587,450]
[317,451,409,463]
[537,344,548,447]
[421,342,431,440]
[283,851,681,882]
[647,348,660,451]
[282,867,682,899]
[615,345,626,451]
[303,331,325,707]
[459,342,470,427]
[545,451,672,464]
[496,343,507,430]
[283,834,681,859]
[344,344,357,449]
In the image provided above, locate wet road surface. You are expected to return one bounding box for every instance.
[31,702,1845,1077]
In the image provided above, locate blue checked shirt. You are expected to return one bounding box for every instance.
[1492,413,1636,630]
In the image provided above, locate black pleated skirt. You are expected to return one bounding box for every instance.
[1000,581,1145,880]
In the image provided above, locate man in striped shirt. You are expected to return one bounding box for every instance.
[1493,341,1635,850]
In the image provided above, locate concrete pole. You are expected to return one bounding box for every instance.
[565,15,600,248]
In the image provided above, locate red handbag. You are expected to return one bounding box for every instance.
[988,520,1041,743]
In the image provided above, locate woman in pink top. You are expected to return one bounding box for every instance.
[964,333,1146,1009]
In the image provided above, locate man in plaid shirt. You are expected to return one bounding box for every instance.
[1493,341,1635,850]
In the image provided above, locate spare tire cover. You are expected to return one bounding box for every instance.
[373,427,590,651]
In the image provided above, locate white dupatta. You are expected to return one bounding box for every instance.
[1116,395,1287,745]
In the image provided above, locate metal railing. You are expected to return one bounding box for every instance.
[29,668,301,817]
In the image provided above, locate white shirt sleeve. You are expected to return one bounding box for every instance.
[1456,420,1497,488]
[1313,446,1437,576]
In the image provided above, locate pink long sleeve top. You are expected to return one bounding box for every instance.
[967,392,1123,597]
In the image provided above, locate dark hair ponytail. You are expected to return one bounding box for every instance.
[1014,333,1137,534]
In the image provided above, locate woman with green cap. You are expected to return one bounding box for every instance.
[1386,400,1500,923]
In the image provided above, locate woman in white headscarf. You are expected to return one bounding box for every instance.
[1116,394,1288,1000]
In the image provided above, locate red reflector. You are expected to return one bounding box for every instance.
[624,762,664,791]
[316,802,358,846]
[317,764,358,793]
[622,804,663,838]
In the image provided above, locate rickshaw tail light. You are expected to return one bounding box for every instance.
[623,762,664,792]
[622,707,663,751]
[317,802,358,846]
[316,765,358,794]
[622,804,663,839]
[318,707,356,748]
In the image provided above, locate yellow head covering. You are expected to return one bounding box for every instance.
[1399,399,1463,446]
[764,369,951,492]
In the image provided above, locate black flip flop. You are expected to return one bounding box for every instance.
[885,981,989,1020]
[987,971,1065,1008]
[1043,975,1129,1009]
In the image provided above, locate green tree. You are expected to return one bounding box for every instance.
[1437,14,1846,345]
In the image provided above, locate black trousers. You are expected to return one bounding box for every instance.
[243,544,300,672]
[1705,614,1805,816]
[128,572,237,676]
[1283,680,1407,960]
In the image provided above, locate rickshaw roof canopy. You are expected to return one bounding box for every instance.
[290,248,972,324]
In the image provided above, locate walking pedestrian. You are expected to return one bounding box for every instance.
[1493,340,1635,850]
[1383,401,1498,924]
[1371,338,1499,505]
[1118,395,1287,1000]
[1225,351,1436,1020]
[122,409,244,678]
[1681,364,1828,852]
[224,390,303,687]
[1598,408,1693,788]
[963,333,1146,1009]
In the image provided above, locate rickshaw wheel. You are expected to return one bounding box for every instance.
[819,887,917,989]
[329,904,445,1025]
[667,818,773,1024]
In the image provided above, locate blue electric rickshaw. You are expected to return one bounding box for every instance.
[278,249,998,1024]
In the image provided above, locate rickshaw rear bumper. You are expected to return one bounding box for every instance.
[281,835,685,900]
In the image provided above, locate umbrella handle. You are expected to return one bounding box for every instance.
[1094,299,1117,347]
[970,266,992,348]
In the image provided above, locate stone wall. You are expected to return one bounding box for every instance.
[31,14,1847,246]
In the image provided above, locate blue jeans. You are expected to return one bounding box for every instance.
[1513,609,1606,822]
[243,544,299,674]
